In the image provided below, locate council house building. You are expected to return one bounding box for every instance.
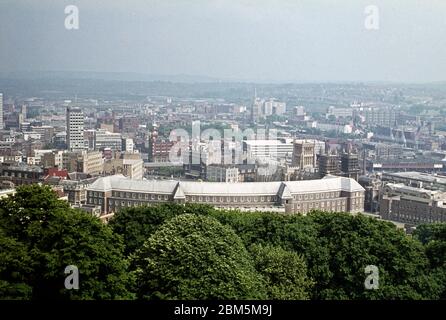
[86,174,365,217]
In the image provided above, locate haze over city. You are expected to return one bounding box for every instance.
[1,0,446,82]
[0,0,445,307]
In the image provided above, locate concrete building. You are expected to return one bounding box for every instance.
[103,157,143,180]
[62,150,103,176]
[251,98,262,123]
[367,159,443,173]
[86,174,364,216]
[361,107,398,127]
[206,165,239,183]
[66,107,85,151]
[122,138,134,153]
[264,100,286,116]
[81,151,103,176]
[362,142,403,160]
[94,130,122,151]
[380,183,446,225]
[326,106,353,119]
[381,171,446,191]
[244,140,294,162]
[122,158,144,180]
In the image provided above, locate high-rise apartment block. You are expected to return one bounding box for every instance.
[66,107,85,151]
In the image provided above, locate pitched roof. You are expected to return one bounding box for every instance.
[87,175,365,195]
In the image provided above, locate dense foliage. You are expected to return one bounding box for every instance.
[1,186,445,300]
[133,214,266,299]
[0,185,133,299]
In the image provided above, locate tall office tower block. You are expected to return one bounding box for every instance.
[66,107,85,151]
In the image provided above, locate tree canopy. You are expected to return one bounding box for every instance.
[0,184,133,300]
[1,186,445,300]
[133,214,267,300]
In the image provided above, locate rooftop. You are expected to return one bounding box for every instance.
[88,174,365,196]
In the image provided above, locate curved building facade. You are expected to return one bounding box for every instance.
[86,174,365,216]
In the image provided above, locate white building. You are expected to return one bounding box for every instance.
[264,100,286,116]
[94,130,122,151]
[244,140,294,162]
[123,138,134,153]
[66,107,85,151]
[326,106,353,119]
[122,158,143,180]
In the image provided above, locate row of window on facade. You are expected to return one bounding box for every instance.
[4,172,35,178]
[295,200,346,209]
[293,192,342,200]
[90,190,362,202]
[392,212,446,223]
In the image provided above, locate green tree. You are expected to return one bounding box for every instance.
[133,214,266,300]
[303,211,434,299]
[110,203,215,256]
[208,209,438,299]
[105,203,446,300]
[249,243,313,300]
[413,223,446,268]
[413,223,446,298]
[0,184,133,300]
[0,228,33,299]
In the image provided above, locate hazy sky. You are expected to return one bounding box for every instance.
[1,0,446,82]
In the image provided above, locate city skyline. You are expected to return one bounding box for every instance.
[1,1,445,304]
